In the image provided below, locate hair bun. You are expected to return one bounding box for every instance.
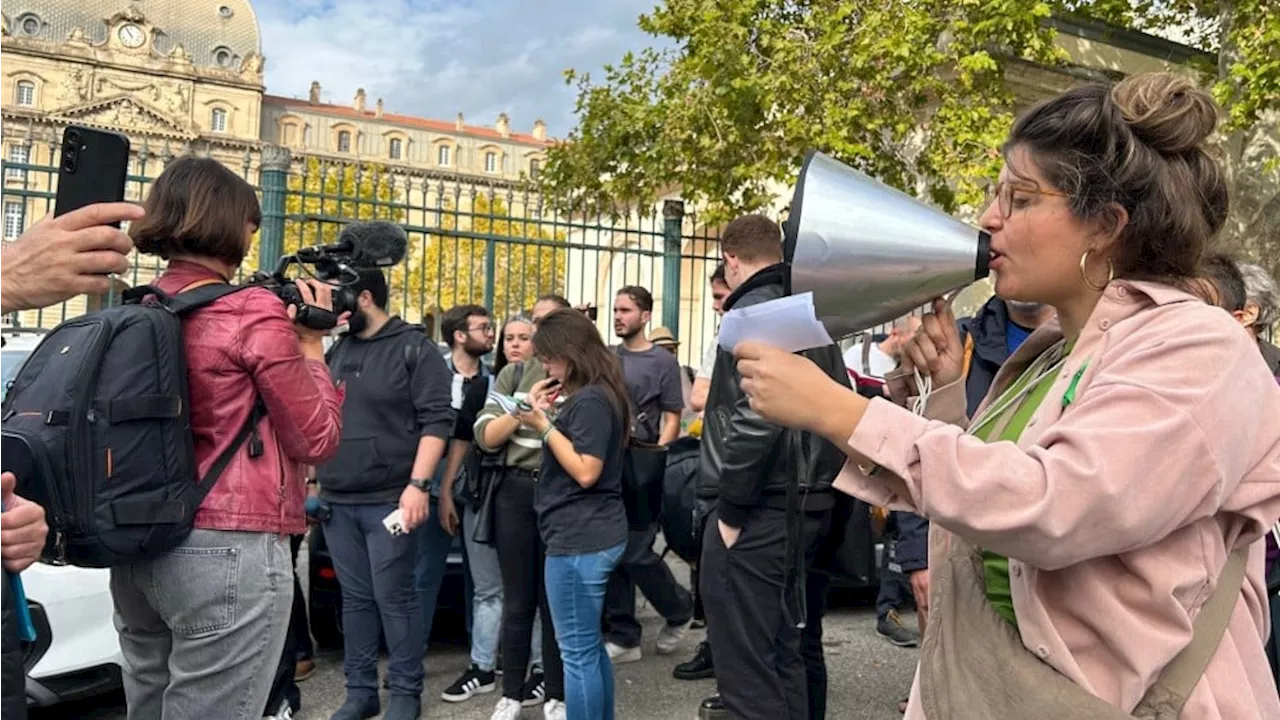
[1111,72,1218,154]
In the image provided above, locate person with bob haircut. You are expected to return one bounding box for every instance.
[731,73,1280,718]
[113,156,346,720]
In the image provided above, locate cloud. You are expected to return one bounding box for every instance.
[253,0,667,138]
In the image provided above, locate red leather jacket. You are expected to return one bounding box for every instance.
[155,261,344,536]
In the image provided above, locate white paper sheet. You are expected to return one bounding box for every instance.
[717,292,834,354]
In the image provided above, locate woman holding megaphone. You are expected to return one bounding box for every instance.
[735,72,1280,719]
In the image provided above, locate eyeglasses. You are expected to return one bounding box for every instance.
[985,181,1069,219]
[467,323,494,335]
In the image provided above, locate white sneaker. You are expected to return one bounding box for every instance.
[606,641,642,664]
[655,619,692,655]
[544,698,567,720]
[491,696,523,720]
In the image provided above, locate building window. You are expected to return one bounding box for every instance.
[3,202,24,239]
[529,159,541,179]
[6,145,30,181]
[437,145,451,166]
[15,81,35,107]
[485,152,497,173]
[337,131,352,153]
[281,123,297,146]
[389,138,403,160]
[18,14,40,36]
[213,46,234,68]
[210,107,227,132]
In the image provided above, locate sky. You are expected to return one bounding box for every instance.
[253,0,669,139]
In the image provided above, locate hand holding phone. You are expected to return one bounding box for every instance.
[0,202,141,314]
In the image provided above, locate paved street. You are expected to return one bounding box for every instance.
[35,553,919,720]
[39,604,918,720]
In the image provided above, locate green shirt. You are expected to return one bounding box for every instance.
[968,343,1075,626]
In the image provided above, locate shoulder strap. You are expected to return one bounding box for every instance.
[404,340,421,378]
[1134,547,1249,716]
[167,282,253,315]
[961,333,975,381]
[859,333,873,376]
[197,400,265,492]
[513,361,525,389]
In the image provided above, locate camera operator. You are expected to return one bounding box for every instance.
[111,157,345,720]
[1,201,142,719]
[317,269,454,720]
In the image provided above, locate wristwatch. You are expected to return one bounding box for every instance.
[409,477,431,492]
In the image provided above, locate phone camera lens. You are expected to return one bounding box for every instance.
[65,131,80,145]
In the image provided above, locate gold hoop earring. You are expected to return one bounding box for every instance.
[1079,250,1115,292]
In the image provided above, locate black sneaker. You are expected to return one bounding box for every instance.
[520,668,546,707]
[673,641,714,681]
[876,610,920,648]
[441,664,496,703]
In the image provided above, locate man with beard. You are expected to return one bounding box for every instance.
[602,286,696,664]
[318,270,455,720]
[424,305,495,666]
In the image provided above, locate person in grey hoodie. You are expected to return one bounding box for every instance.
[317,269,455,720]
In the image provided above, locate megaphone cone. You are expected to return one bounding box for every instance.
[783,151,990,338]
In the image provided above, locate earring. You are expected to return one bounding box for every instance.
[1079,249,1115,292]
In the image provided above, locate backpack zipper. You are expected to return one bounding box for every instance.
[67,317,112,541]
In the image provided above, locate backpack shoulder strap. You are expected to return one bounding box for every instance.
[197,400,265,492]
[513,361,525,390]
[404,339,422,378]
[166,282,254,315]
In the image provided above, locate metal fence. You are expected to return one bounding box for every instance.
[2,144,723,368]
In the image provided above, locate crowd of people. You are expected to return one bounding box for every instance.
[1,69,1279,720]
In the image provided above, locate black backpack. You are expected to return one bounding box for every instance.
[0,283,264,568]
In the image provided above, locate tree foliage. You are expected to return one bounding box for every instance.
[246,157,404,276]
[246,159,566,322]
[543,0,1278,273]
[393,192,567,320]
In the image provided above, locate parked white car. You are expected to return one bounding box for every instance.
[2,328,123,707]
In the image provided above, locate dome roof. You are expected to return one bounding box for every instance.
[5,1,262,71]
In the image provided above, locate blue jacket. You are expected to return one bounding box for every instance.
[894,296,1019,572]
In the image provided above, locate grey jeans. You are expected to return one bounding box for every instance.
[110,529,292,720]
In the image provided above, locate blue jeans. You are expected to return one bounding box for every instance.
[415,496,454,654]
[462,505,502,670]
[325,504,423,697]
[545,542,625,720]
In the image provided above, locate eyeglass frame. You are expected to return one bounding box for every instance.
[986,180,1070,219]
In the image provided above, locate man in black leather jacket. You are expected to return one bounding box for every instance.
[697,214,850,720]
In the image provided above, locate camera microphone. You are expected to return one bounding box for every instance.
[331,220,408,267]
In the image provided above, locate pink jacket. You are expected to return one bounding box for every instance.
[837,280,1280,718]
[156,262,345,536]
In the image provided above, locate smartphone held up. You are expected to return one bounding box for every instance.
[54,125,131,224]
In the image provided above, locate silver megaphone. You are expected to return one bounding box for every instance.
[784,151,990,338]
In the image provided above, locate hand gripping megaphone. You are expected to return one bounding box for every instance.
[783,151,991,338]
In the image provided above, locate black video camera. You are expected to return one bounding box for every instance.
[247,220,407,330]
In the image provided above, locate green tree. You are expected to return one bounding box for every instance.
[543,0,1278,273]
[246,157,404,276]
[390,192,568,321]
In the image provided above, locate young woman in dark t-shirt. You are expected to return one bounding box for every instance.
[516,308,629,720]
